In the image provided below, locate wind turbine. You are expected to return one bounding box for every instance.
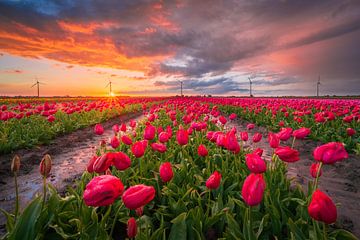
[105,79,113,96]
[31,77,45,97]
[248,77,253,97]
[177,80,183,97]
[316,75,321,97]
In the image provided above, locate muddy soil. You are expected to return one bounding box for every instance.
[0,112,144,235]
[227,119,360,238]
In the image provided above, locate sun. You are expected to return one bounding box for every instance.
[110,92,115,97]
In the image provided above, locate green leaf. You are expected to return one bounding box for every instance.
[169,212,187,240]
[329,229,358,240]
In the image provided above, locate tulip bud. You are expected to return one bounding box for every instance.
[127,217,137,238]
[122,184,155,210]
[275,146,300,163]
[246,123,255,130]
[346,128,356,137]
[131,141,146,158]
[198,144,208,157]
[94,124,104,135]
[310,163,322,178]
[144,124,156,140]
[206,171,222,190]
[308,189,337,224]
[112,152,131,171]
[11,155,21,173]
[240,132,248,141]
[313,142,348,164]
[245,153,266,173]
[176,126,189,146]
[268,132,279,148]
[110,136,120,149]
[252,133,262,143]
[241,173,266,206]
[159,162,174,182]
[40,154,52,178]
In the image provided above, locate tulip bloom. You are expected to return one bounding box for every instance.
[121,135,133,145]
[47,115,55,122]
[94,124,104,135]
[253,148,263,157]
[83,175,124,207]
[127,217,137,238]
[240,132,248,141]
[225,131,240,153]
[275,146,300,163]
[122,184,156,210]
[144,124,156,140]
[40,154,52,178]
[219,116,227,125]
[245,153,266,173]
[346,128,356,137]
[120,123,127,132]
[206,171,222,190]
[159,162,174,182]
[93,153,114,173]
[241,173,266,206]
[112,152,131,171]
[159,132,170,143]
[110,136,120,149]
[310,163,322,178]
[252,133,262,143]
[308,189,337,224]
[313,142,348,164]
[268,132,279,148]
[277,128,293,141]
[112,124,120,133]
[151,143,167,153]
[131,141,146,158]
[198,144,208,157]
[229,113,237,120]
[247,123,255,130]
[86,156,98,173]
[293,127,311,139]
[176,126,189,145]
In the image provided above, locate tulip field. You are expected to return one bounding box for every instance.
[0,97,359,239]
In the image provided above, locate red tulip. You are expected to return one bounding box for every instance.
[241,173,266,206]
[40,154,52,178]
[275,146,300,163]
[176,126,189,145]
[122,184,155,210]
[308,189,337,224]
[93,153,113,173]
[151,143,167,153]
[245,153,266,173]
[268,132,279,148]
[130,120,136,129]
[252,133,262,143]
[313,142,348,164]
[120,123,127,132]
[310,163,322,178]
[247,123,255,130]
[144,124,156,140]
[219,116,227,125]
[159,132,170,143]
[112,124,120,133]
[110,136,120,149]
[277,128,293,141]
[127,217,137,238]
[198,144,208,157]
[293,127,311,139]
[229,113,237,120]
[131,141,146,158]
[47,115,55,122]
[225,131,240,153]
[94,124,104,135]
[86,155,98,173]
[112,152,131,170]
[83,175,124,207]
[253,148,263,157]
[121,135,133,145]
[346,128,356,137]
[240,132,248,141]
[159,162,174,182]
[206,171,222,190]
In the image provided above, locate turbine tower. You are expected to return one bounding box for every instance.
[31,77,45,97]
[180,81,183,97]
[317,75,321,97]
[248,77,253,97]
[105,79,113,96]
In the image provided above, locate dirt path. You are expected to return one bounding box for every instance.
[227,119,360,237]
[0,112,144,235]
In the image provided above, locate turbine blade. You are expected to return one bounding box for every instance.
[31,83,37,87]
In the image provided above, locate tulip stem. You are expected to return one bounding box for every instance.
[42,176,47,209]
[313,162,323,190]
[291,136,296,148]
[110,202,123,238]
[322,222,327,240]
[14,172,19,222]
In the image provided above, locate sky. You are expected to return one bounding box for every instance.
[0,0,360,97]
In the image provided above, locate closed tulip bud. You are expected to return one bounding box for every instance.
[94,124,104,135]
[47,115,55,122]
[83,175,124,207]
[131,141,146,158]
[219,116,227,125]
[253,148,263,157]
[86,155,98,173]
[277,127,293,141]
[144,124,156,140]
[122,184,156,210]
[313,142,348,164]
[159,162,174,182]
[293,127,311,139]
[40,154,52,178]
[275,146,300,163]
[252,133,262,143]
[268,132,279,148]
[121,135,133,145]
[241,131,248,141]
[120,123,127,132]
[151,143,167,153]
[159,132,170,143]
[247,123,255,130]
[93,153,113,173]
[130,120,136,129]
[110,136,120,149]
[310,163,322,178]
[176,126,189,145]
[308,189,337,224]
[198,144,208,157]
[241,173,266,206]
[135,206,144,216]
[245,153,266,173]
[206,171,222,190]
[229,113,237,120]
[225,131,240,153]
[346,128,356,137]
[112,124,120,133]
[112,152,131,170]
[11,155,21,173]
[127,217,137,238]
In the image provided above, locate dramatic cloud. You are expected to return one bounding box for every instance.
[0,0,360,96]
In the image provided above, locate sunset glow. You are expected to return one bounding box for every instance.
[1,1,360,96]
